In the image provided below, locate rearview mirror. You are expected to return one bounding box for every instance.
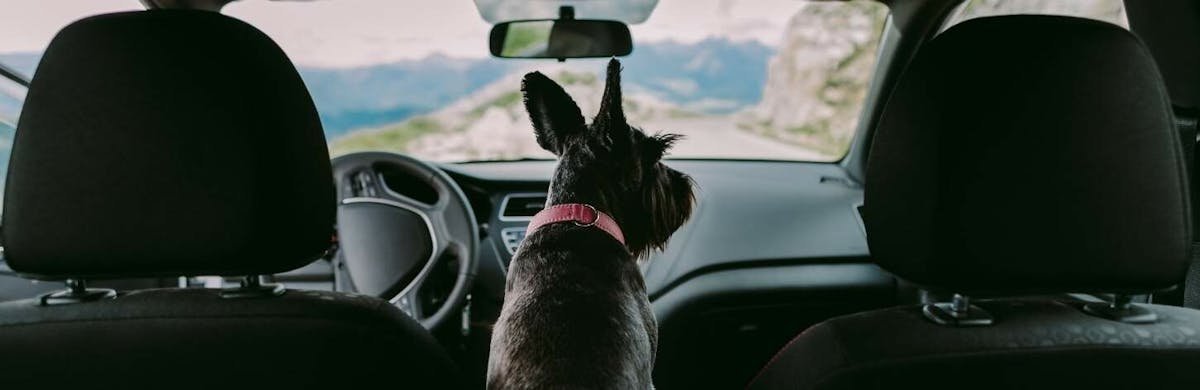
[489,19,633,60]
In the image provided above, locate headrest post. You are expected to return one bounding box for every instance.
[66,278,87,295]
[923,293,993,327]
[219,275,285,299]
[1082,294,1158,324]
[950,294,970,314]
[242,275,263,289]
[39,278,116,306]
[1112,294,1134,310]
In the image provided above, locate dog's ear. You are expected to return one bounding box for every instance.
[643,133,682,162]
[522,71,585,155]
[595,59,627,129]
[594,59,632,148]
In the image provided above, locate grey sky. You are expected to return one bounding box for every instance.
[1,0,808,68]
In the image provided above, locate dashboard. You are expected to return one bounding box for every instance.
[440,159,896,388]
[441,159,874,293]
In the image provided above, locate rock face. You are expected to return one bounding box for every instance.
[949,0,1125,27]
[740,2,888,158]
[740,0,1124,158]
[331,69,688,161]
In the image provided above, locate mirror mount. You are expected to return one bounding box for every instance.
[555,6,576,62]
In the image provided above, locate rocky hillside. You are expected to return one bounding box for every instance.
[735,0,1124,158]
[330,68,695,161]
[950,0,1125,27]
[737,2,888,158]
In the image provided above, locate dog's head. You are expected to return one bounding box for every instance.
[521,59,695,258]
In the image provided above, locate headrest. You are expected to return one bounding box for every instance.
[864,15,1190,294]
[3,10,334,279]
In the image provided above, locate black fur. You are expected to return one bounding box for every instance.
[487,59,696,389]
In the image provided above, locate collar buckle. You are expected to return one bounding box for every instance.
[573,204,599,227]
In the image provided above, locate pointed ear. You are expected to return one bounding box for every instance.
[594,59,627,133]
[522,71,585,155]
[643,133,683,162]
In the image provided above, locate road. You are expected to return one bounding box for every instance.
[640,116,830,161]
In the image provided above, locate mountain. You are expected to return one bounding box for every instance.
[736,0,1126,157]
[0,51,514,137]
[0,37,773,142]
[621,38,772,113]
[953,0,1125,26]
[307,38,771,138]
[298,55,516,136]
[330,69,698,161]
[738,2,889,157]
[0,0,1131,167]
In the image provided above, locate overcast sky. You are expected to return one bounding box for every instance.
[0,0,807,68]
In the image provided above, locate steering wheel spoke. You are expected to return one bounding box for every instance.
[331,151,479,331]
[392,277,425,319]
[389,239,454,320]
[346,166,440,212]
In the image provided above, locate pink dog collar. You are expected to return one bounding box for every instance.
[525,203,625,246]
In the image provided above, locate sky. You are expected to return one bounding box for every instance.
[0,0,808,68]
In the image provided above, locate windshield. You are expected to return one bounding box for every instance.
[0,0,890,163]
[224,0,890,162]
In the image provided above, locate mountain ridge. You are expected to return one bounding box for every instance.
[0,38,773,140]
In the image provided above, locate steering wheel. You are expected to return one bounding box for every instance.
[330,151,478,330]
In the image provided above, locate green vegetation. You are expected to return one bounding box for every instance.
[488,90,523,107]
[468,90,523,120]
[330,116,443,156]
[555,71,597,86]
[500,22,552,57]
[786,121,851,157]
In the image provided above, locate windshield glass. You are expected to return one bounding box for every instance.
[225,0,890,162]
[0,0,890,163]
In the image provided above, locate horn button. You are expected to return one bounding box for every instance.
[336,201,434,297]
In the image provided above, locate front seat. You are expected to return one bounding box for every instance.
[0,10,460,387]
[749,15,1200,389]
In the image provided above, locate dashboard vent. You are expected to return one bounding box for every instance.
[500,194,547,220]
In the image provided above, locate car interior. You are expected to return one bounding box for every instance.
[1,0,1200,388]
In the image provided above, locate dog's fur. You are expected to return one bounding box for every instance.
[487,59,696,390]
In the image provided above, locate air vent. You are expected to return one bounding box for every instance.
[500,194,547,221]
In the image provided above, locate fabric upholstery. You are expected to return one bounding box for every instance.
[754,15,1200,390]
[864,15,1190,294]
[4,10,334,279]
[0,10,460,388]
[748,299,1200,390]
[0,288,461,388]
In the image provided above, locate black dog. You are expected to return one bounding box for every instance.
[487,59,696,389]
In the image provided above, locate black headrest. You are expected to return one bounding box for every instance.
[3,10,334,279]
[865,15,1190,294]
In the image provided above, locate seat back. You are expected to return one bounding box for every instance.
[0,10,459,387]
[751,15,1197,389]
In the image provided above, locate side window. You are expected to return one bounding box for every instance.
[0,1,139,216]
[944,0,1127,30]
[0,70,22,209]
